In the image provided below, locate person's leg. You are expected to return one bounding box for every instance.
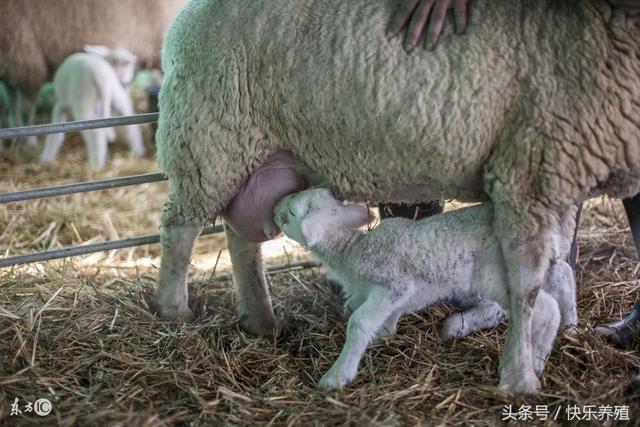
[594,194,640,348]
[378,200,443,221]
[593,194,640,391]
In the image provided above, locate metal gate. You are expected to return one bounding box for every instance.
[0,113,316,273]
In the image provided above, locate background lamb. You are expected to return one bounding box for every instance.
[155,0,639,394]
[273,188,577,388]
[39,46,144,170]
[0,0,186,143]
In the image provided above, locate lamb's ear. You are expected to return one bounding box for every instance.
[83,45,110,57]
[300,212,328,248]
[339,204,370,229]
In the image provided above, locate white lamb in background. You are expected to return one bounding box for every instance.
[39,45,145,170]
[274,188,577,389]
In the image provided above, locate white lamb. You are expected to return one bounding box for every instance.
[274,188,577,389]
[39,45,145,170]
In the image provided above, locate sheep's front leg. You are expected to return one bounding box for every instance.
[154,223,201,320]
[318,290,398,389]
[225,224,277,336]
[439,299,507,339]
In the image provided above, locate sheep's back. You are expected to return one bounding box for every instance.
[160,0,638,210]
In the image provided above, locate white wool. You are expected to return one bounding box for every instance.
[274,188,576,389]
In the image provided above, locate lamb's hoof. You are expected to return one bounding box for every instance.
[438,314,465,340]
[239,312,278,337]
[156,303,194,322]
[317,371,351,390]
[560,324,578,337]
[533,357,546,376]
[325,277,342,295]
[499,372,541,396]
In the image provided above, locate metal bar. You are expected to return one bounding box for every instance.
[0,225,223,268]
[266,260,321,273]
[212,261,322,281]
[0,172,167,204]
[0,112,159,139]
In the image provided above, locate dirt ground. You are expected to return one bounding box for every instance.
[0,137,639,426]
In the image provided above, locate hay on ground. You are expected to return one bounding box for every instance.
[0,145,639,426]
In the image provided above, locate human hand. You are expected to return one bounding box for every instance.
[387,0,470,51]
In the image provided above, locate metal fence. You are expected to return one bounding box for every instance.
[0,114,317,273]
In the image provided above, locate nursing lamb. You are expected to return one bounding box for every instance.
[154,0,640,394]
[273,188,577,389]
[39,46,145,170]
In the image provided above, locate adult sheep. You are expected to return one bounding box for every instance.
[155,0,640,395]
[0,0,187,138]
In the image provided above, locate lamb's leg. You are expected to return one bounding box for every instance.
[439,299,507,339]
[155,216,201,321]
[225,224,277,336]
[111,86,145,157]
[376,309,403,339]
[23,95,38,147]
[40,103,68,163]
[15,90,38,146]
[318,289,399,389]
[543,259,577,331]
[493,205,553,395]
[81,128,109,170]
[531,290,561,375]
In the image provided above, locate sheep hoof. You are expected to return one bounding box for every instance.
[498,372,541,396]
[239,312,278,337]
[156,304,194,322]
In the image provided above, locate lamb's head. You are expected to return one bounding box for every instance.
[84,45,137,85]
[273,188,370,248]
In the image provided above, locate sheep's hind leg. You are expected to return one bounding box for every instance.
[225,224,277,336]
[531,290,560,375]
[439,299,507,340]
[492,205,554,395]
[544,259,577,332]
[154,217,201,321]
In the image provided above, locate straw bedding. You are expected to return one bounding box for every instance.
[0,140,638,426]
